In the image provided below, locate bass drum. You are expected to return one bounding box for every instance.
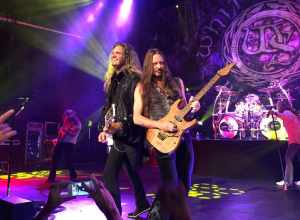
[219,115,239,139]
[259,115,288,140]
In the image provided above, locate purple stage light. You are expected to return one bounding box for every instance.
[116,0,133,27]
[96,1,104,11]
[86,1,105,24]
[87,13,95,23]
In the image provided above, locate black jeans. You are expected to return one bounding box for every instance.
[102,143,149,213]
[155,133,194,192]
[48,142,77,181]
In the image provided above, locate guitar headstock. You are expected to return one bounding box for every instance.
[217,63,235,76]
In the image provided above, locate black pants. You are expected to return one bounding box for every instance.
[103,143,149,213]
[48,142,77,181]
[155,133,194,192]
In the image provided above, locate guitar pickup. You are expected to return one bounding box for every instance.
[158,132,167,141]
[175,115,183,122]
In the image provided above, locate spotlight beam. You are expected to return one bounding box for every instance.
[0,16,82,39]
[117,0,133,27]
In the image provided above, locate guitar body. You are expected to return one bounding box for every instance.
[146,99,197,153]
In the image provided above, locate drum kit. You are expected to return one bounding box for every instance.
[212,82,289,140]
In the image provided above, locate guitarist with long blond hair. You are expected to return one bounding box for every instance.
[98,42,150,218]
[133,48,200,192]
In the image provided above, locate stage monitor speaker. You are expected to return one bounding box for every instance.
[0,195,35,220]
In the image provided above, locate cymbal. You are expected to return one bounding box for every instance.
[220,90,239,95]
[273,96,295,101]
[259,79,289,92]
[258,87,278,93]
[215,85,230,92]
[215,85,238,95]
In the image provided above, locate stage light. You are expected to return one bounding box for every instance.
[188,183,245,200]
[0,170,63,180]
[176,4,179,9]
[87,13,95,23]
[86,1,105,23]
[199,105,214,122]
[96,1,104,11]
[116,0,133,27]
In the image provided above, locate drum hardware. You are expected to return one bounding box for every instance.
[213,84,237,138]
[259,115,288,140]
[212,81,291,140]
[215,85,238,95]
[215,85,231,93]
[218,115,239,139]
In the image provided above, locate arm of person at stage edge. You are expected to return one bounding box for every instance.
[34,182,75,220]
[83,174,123,220]
[133,82,177,132]
[0,109,17,142]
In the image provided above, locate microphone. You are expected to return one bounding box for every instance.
[17,97,30,102]
[87,120,93,128]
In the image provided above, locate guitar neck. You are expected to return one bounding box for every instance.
[181,73,221,115]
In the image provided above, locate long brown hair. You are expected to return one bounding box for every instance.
[142,48,180,116]
[104,42,142,92]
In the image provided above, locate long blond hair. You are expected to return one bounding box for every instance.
[104,43,142,92]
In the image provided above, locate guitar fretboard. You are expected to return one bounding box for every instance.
[181,73,221,116]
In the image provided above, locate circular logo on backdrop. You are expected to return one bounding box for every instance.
[223,0,300,88]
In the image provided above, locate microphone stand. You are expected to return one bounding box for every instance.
[6,98,29,196]
[87,120,93,146]
[268,106,285,183]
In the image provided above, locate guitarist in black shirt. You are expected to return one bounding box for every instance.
[98,43,149,218]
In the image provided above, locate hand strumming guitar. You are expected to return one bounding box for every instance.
[98,121,123,143]
[104,121,123,134]
[159,121,177,133]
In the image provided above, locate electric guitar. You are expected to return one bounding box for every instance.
[146,63,235,153]
[104,104,116,147]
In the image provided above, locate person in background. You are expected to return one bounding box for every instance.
[47,109,82,183]
[274,99,300,190]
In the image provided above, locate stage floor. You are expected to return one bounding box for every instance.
[1,166,300,220]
